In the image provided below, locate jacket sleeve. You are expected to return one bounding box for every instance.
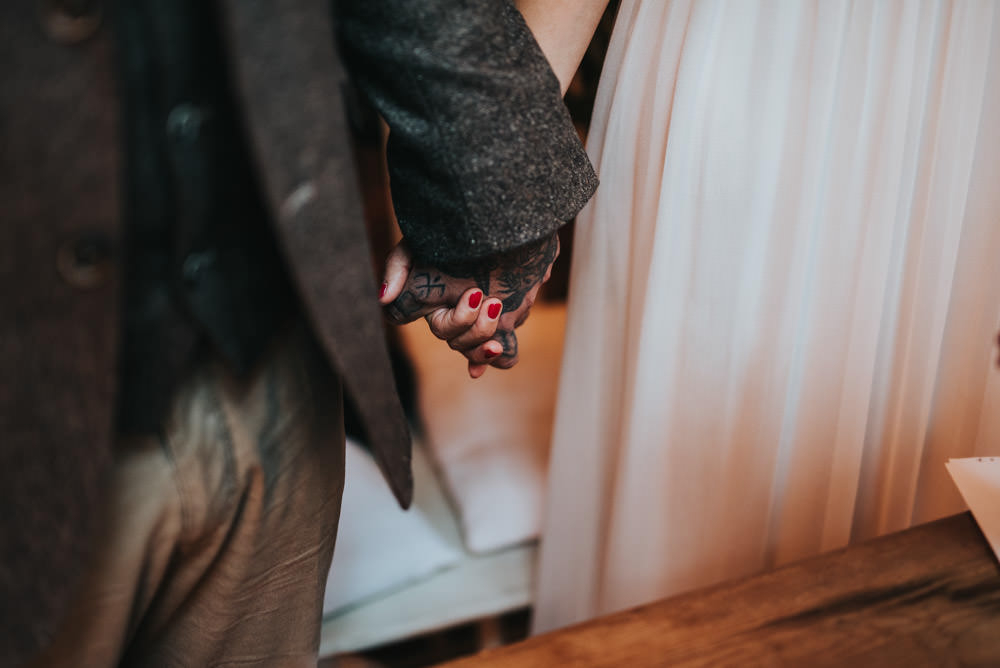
[334,0,598,265]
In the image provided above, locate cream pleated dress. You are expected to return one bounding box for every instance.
[534,0,1000,633]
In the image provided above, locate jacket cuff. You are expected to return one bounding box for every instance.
[337,0,598,265]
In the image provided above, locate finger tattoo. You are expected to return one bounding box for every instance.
[496,330,518,359]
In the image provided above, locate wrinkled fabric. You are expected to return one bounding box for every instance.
[536,0,1000,633]
[33,326,345,668]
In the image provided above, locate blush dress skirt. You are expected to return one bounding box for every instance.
[534,0,1000,633]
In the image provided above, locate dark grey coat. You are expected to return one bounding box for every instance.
[0,0,596,661]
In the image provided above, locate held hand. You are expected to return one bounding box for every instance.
[380,233,560,378]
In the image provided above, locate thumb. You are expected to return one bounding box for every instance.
[384,266,465,325]
[380,240,413,305]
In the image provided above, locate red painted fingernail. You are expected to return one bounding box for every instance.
[468,291,482,309]
[488,303,501,319]
[484,349,499,359]
[379,282,387,299]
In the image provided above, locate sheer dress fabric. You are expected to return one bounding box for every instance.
[535,0,1000,633]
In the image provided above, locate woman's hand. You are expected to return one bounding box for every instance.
[379,233,559,378]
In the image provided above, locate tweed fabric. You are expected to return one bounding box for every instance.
[338,0,599,264]
[115,0,297,434]
[0,3,119,662]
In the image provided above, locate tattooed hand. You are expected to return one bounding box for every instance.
[380,233,560,378]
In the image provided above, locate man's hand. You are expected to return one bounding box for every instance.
[379,233,560,378]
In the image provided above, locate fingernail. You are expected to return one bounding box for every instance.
[379,282,387,299]
[487,303,501,319]
[484,349,499,359]
[468,291,483,309]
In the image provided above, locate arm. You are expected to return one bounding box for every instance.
[335,0,596,265]
[335,0,598,374]
[515,0,610,95]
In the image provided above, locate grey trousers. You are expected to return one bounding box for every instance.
[32,327,346,667]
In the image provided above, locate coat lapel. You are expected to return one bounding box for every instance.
[218,0,412,507]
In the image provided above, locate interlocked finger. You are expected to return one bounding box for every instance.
[383,269,473,325]
[425,288,487,342]
[439,297,503,352]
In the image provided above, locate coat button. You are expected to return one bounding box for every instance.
[181,251,216,287]
[166,104,207,144]
[57,233,113,290]
[39,0,102,45]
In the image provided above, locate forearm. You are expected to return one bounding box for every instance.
[334,0,597,265]
[515,0,609,95]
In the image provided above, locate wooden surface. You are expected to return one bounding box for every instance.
[444,514,1000,667]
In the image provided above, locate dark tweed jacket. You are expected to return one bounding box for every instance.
[0,0,596,661]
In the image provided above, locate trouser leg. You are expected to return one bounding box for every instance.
[33,326,345,667]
